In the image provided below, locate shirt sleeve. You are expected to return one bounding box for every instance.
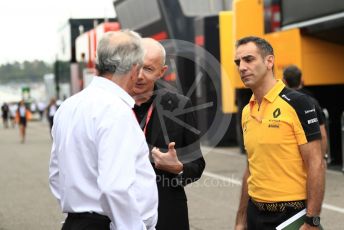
[96,107,155,230]
[49,131,61,202]
[292,95,322,145]
[311,97,325,125]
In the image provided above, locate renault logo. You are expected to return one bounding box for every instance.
[273,108,281,118]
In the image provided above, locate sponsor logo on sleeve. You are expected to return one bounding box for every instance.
[281,94,291,101]
[307,118,318,124]
[305,108,316,114]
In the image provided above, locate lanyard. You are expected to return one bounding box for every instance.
[143,104,154,135]
[133,104,154,135]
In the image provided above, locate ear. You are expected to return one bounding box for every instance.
[265,55,274,70]
[158,65,168,80]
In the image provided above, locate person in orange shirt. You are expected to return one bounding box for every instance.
[234,36,325,230]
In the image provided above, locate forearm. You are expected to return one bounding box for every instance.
[97,119,154,229]
[319,125,328,157]
[306,158,326,216]
[177,155,205,187]
[299,139,326,216]
[99,177,146,229]
[49,171,60,201]
[143,213,158,230]
[235,168,249,227]
[49,142,61,201]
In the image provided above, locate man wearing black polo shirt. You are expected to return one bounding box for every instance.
[132,38,205,230]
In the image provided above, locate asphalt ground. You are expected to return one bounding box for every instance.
[0,121,343,229]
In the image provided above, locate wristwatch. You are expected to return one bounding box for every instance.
[175,170,184,186]
[304,215,321,227]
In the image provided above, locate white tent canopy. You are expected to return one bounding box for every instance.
[0,91,21,105]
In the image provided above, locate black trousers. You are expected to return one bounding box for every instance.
[48,116,54,130]
[19,117,27,127]
[62,213,111,230]
[247,199,304,230]
[156,198,189,230]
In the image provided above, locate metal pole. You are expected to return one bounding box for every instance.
[341,111,344,172]
[323,108,331,164]
[54,59,60,100]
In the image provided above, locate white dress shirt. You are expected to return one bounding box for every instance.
[48,104,57,117]
[19,105,26,117]
[49,76,158,230]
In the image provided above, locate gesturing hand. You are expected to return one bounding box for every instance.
[299,223,320,230]
[151,142,183,174]
[234,224,247,230]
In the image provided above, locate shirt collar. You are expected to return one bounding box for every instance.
[90,76,135,108]
[249,79,285,105]
[264,79,285,103]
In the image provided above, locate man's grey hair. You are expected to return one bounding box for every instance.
[95,30,144,76]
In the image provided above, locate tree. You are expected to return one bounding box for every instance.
[0,60,53,83]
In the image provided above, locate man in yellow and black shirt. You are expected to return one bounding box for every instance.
[234,36,325,230]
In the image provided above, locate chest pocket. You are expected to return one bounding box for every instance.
[259,118,294,144]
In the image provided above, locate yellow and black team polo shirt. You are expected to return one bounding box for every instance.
[242,80,321,202]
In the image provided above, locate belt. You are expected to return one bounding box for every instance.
[250,199,306,212]
[68,212,111,222]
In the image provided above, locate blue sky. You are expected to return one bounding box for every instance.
[0,0,115,64]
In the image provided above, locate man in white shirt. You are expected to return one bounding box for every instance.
[49,30,158,230]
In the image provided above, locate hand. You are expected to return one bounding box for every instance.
[151,142,183,174]
[234,224,247,230]
[299,223,320,230]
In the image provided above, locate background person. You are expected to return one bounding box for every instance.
[233,36,325,230]
[49,30,158,230]
[283,65,328,158]
[9,102,18,128]
[132,38,205,230]
[16,100,31,143]
[37,100,46,121]
[46,98,57,132]
[1,102,9,128]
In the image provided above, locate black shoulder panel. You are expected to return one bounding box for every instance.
[279,88,321,142]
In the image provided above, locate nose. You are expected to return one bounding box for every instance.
[238,61,247,73]
[138,69,144,80]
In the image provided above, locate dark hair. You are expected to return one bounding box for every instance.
[236,36,274,57]
[283,65,302,88]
